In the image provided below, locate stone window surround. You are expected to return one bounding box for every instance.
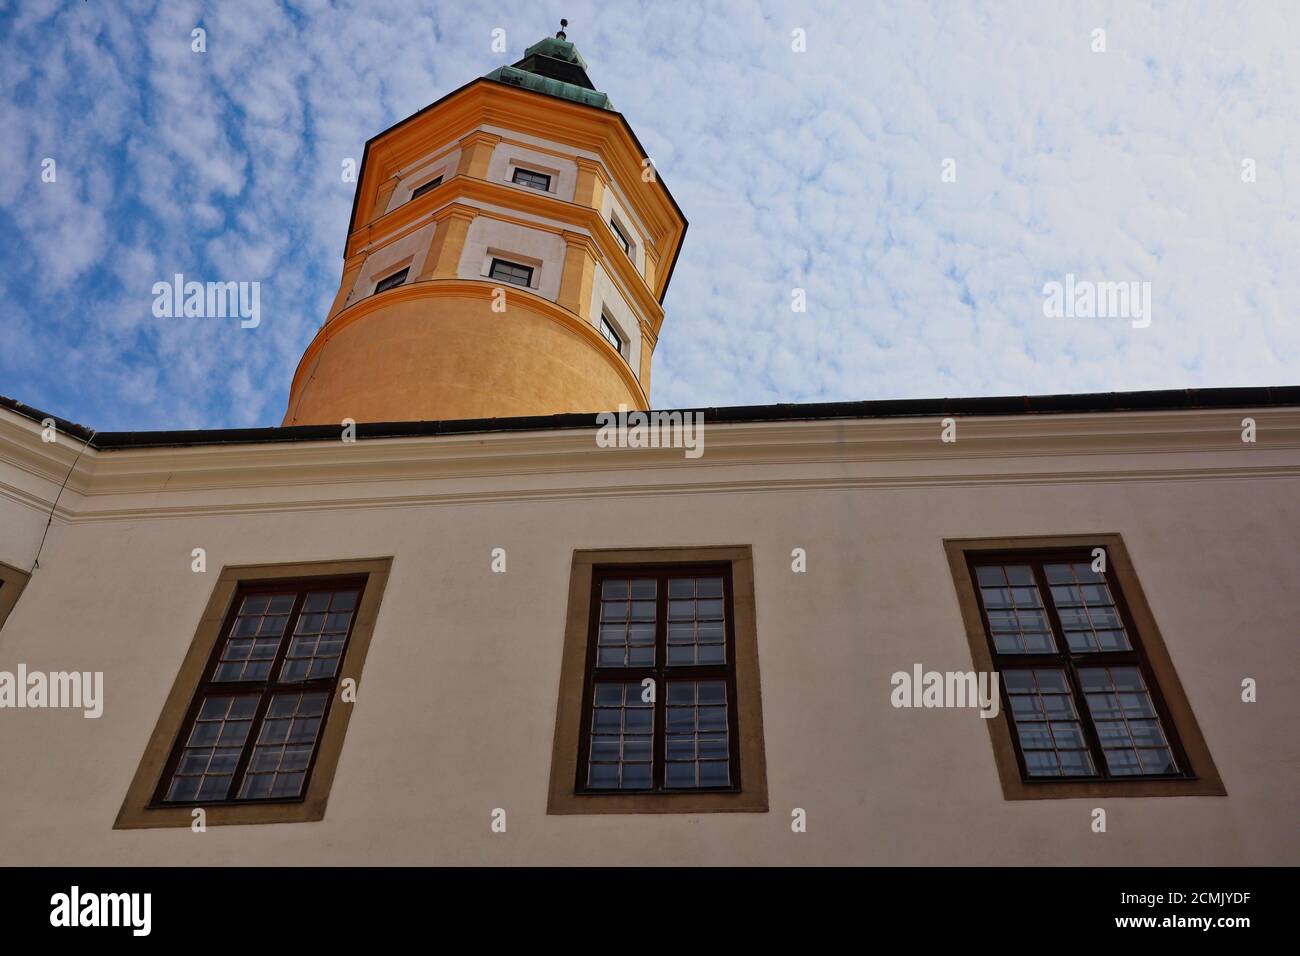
[548,546,768,814]
[945,533,1225,800]
[114,557,392,829]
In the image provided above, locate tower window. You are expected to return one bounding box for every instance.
[410,176,443,200]
[512,167,552,192]
[489,258,534,288]
[609,218,631,256]
[374,267,410,294]
[599,313,623,355]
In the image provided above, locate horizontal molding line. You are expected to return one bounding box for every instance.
[43,465,1300,523]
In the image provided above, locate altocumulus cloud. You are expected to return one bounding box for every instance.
[0,0,1296,429]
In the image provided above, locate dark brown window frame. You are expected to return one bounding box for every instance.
[374,266,410,294]
[548,546,768,814]
[609,216,631,255]
[149,575,366,808]
[409,175,443,200]
[488,257,534,288]
[0,560,31,632]
[511,167,551,191]
[945,534,1225,800]
[598,312,623,356]
[576,562,742,794]
[116,557,392,829]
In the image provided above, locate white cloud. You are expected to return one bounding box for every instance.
[0,0,1296,430]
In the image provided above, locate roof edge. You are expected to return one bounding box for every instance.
[3,387,1297,452]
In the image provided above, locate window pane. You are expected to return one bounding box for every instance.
[237,692,329,800]
[164,694,259,802]
[978,566,1055,654]
[1080,667,1178,776]
[1004,669,1095,777]
[595,578,656,667]
[374,267,410,294]
[213,594,293,681]
[664,680,731,789]
[663,577,727,665]
[512,168,551,191]
[488,259,533,287]
[279,590,357,683]
[1044,563,1132,652]
[410,175,442,200]
[586,682,653,790]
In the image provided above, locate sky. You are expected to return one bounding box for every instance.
[0,0,1297,431]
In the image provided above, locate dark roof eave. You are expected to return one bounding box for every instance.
[3,387,1297,452]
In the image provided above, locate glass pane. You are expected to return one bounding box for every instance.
[664,681,731,789]
[595,578,657,667]
[1079,667,1178,776]
[236,692,329,800]
[213,593,293,681]
[1043,562,1131,652]
[978,568,1054,654]
[662,576,727,665]
[1004,669,1095,778]
[164,695,259,803]
[585,682,653,790]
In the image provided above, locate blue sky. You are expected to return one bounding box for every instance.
[1,0,1296,430]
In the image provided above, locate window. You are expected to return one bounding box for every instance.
[410,175,443,200]
[0,560,30,632]
[548,547,768,813]
[489,258,534,288]
[599,313,623,354]
[156,580,363,804]
[511,167,551,191]
[116,558,392,828]
[609,217,631,255]
[946,535,1224,799]
[374,267,409,294]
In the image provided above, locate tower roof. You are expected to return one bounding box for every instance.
[484,23,614,111]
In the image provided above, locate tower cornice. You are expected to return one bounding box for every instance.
[347,78,687,304]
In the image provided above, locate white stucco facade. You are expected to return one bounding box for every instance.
[0,402,1295,865]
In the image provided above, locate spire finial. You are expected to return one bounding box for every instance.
[556,18,568,40]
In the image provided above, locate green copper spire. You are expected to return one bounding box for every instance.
[484,20,614,110]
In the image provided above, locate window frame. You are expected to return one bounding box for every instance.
[488,257,534,288]
[968,549,1191,782]
[609,216,631,256]
[374,266,410,294]
[511,167,552,192]
[149,575,366,808]
[598,312,624,356]
[548,546,768,814]
[945,534,1225,799]
[116,557,392,829]
[409,175,443,200]
[575,562,742,795]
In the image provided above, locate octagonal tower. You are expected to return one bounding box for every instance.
[283,27,688,425]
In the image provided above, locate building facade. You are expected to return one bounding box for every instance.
[0,32,1296,867]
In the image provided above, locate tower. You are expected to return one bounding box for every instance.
[283,25,688,426]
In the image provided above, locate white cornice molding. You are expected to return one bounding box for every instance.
[1,405,1297,521]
